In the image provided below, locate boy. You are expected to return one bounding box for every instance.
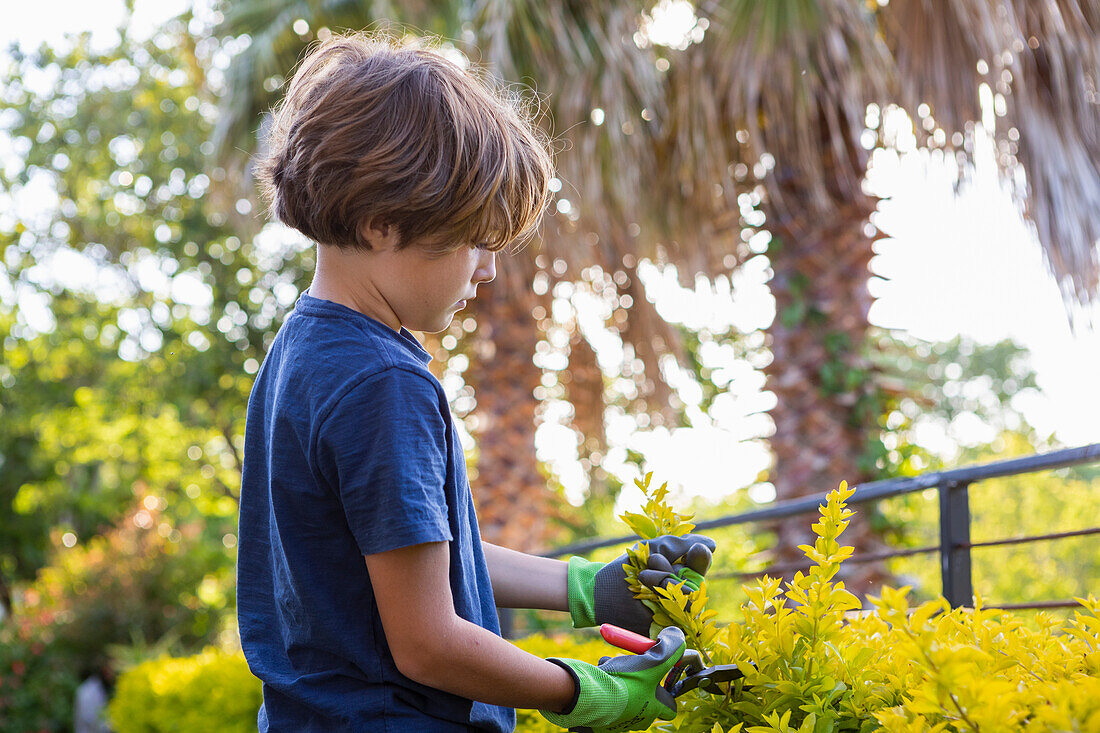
[237,32,717,732]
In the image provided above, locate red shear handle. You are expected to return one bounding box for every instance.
[599,624,657,654]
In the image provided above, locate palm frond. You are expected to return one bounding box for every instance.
[878,0,1006,139]
[212,0,442,170]
[1005,0,1100,322]
[680,0,890,232]
[880,0,1100,319]
[211,0,1100,315]
[472,0,667,267]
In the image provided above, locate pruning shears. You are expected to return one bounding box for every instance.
[599,624,750,698]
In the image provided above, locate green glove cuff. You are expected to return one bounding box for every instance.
[566,555,602,628]
[540,657,620,726]
[539,627,686,730]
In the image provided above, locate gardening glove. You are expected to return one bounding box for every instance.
[539,625,686,733]
[567,534,716,636]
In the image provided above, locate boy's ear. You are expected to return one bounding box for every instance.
[358,217,401,251]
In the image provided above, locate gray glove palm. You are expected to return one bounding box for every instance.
[567,534,716,636]
[540,625,687,732]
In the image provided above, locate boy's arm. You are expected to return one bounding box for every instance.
[481,541,568,611]
[364,541,574,712]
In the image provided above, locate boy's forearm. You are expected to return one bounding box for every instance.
[406,614,575,713]
[482,541,569,611]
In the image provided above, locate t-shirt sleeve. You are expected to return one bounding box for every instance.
[316,368,453,556]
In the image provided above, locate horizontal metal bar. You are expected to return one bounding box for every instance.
[623,527,1097,583]
[699,599,1089,630]
[549,485,922,557]
[707,544,942,580]
[979,600,1088,611]
[541,443,1100,558]
[702,599,1089,625]
[963,526,1100,550]
[917,444,1100,485]
[844,443,1100,509]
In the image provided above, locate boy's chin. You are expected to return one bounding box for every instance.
[418,314,456,334]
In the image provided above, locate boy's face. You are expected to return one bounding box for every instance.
[371,237,497,334]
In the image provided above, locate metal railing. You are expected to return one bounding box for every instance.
[541,443,1100,611]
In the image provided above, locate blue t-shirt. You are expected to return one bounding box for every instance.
[237,292,515,732]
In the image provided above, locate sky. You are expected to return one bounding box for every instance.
[2,1,1098,508]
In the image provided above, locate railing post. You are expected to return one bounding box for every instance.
[498,607,514,639]
[939,480,973,608]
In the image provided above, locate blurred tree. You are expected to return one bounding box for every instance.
[862,330,1059,551]
[669,332,1090,617]
[866,330,1051,463]
[20,495,229,680]
[0,19,310,611]
[677,0,1098,594]
[209,1,1100,566]
[850,333,1100,613]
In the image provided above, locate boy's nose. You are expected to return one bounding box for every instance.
[477,250,497,284]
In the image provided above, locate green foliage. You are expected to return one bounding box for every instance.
[614,477,1100,732]
[884,335,1040,433]
[867,331,1051,477]
[18,496,230,680]
[620,472,698,540]
[0,299,239,588]
[0,622,81,732]
[107,648,261,733]
[853,332,1056,565]
[0,13,310,591]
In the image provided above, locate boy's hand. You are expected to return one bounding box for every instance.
[566,534,716,636]
[539,626,686,732]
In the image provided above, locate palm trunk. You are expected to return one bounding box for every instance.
[464,267,558,553]
[565,328,608,502]
[567,332,605,453]
[617,261,683,429]
[762,173,892,599]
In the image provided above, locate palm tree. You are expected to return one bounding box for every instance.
[649,0,1098,591]
[668,1,897,590]
[207,1,1099,578]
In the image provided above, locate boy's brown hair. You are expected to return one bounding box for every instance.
[255,31,554,255]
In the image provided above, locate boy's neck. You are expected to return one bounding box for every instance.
[308,244,401,331]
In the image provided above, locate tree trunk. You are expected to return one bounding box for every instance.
[762,180,892,599]
[0,572,10,623]
[464,265,559,552]
[617,261,684,429]
[565,327,608,501]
